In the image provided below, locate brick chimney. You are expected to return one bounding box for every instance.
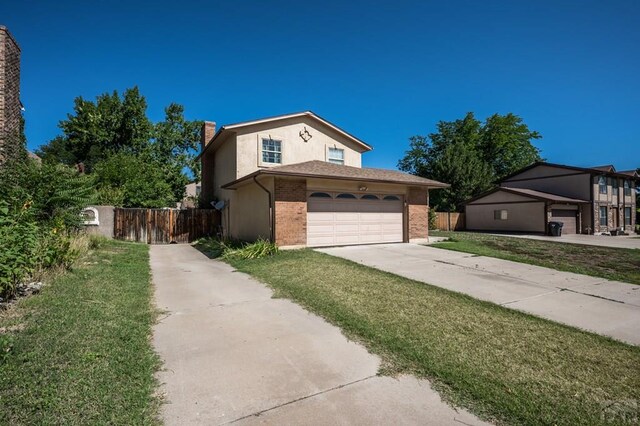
[201,121,216,152]
[0,25,23,164]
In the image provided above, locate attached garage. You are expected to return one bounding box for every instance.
[307,192,404,247]
[550,209,577,234]
[465,187,588,235]
[221,160,450,247]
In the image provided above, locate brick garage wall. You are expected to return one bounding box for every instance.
[408,188,428,240]
[0,27,22,163]
[274,178,307,246]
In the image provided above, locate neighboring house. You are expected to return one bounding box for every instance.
[198,111,448,247]
[0,25,22,164]
[179,181,201,209]
[465,162,638,235]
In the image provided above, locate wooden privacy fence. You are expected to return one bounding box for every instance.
[114,208,220,244]
[435,212,465,231]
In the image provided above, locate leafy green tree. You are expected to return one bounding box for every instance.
[93,153,175,208]
[398,112,541,211]
[151,103,203,200]
[36,87,152,171]
[36,87,202,207]
[479,113,542,179]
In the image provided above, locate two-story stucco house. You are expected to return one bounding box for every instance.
[465,162,638,235]
[197,111,448,247]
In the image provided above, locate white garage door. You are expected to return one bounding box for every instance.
[307,192,404,247]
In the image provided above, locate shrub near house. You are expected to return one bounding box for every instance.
[0,158,96,300]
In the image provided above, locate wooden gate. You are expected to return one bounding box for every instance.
[435,212,465,231]
[114,208,220,244]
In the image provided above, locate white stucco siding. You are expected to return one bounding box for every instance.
[230,177,273,241]
[213,135,237,203]
[465,202,546,233]
[235,116,365,179]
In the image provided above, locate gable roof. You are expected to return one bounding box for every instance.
[590,165,616,172]
[619,169,640,178]
[196,111,372,160]
[502,161,640,182]
[221,160,449,189]
[466,186,589,205]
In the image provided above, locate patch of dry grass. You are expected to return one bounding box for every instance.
[431,231,640,284]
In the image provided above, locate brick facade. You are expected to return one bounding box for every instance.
[0,26,22,164]
[199,121,216,206]
[274,178,307,246]
[407,187,429,240]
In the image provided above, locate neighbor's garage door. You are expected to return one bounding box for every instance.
[551,209,577,234]
[307,192,403,247]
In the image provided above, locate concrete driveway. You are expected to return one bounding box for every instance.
[491,233,640,249]
[151,245,488,425]
[318,244,640,346]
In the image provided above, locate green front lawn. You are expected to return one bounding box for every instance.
[227,249,640,426]
[0,239,160,425]
[431,231,640,285]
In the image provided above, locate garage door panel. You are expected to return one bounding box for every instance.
[308,212,335,221]
[335,234,361,244]
[307,195,404,247]
[382,223,403,232]
[551,209,577,234]
[359,224,383,232]
[335,223,360,233]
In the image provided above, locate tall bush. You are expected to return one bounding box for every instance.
[0,158,97,299]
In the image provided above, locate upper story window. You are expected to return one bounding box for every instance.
[598,176,607,194]
[328,147,344,165]
[624,180,631,196]
[612,178,619,192]
[262,138,282,164]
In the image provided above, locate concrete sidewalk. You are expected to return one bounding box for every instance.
[151,245,489,425]
[318,244,640,346]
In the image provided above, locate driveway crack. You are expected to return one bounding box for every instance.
[222,374,378,424]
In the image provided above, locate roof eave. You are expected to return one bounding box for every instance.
[221,169,450,190]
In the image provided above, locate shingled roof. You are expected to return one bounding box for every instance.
[466,186,589,205]
[222,160,449,189]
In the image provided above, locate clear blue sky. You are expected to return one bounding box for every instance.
[2,0,639,170]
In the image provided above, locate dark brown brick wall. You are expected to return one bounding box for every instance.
[274,178,307,246]
[408,188,428,240]
[0,27,22,163]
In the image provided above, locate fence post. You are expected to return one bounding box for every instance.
[447,212,451,231]
[146,210,151,244]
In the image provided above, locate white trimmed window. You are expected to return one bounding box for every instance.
[262,138,282,164]
[494,209,508,220]
[599,206,608,226]
[328,147,344,165]
[598,176,607,194]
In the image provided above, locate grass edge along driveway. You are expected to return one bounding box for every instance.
[225,249,640,426]
[430,231,640,285]
[0,239,161,425]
